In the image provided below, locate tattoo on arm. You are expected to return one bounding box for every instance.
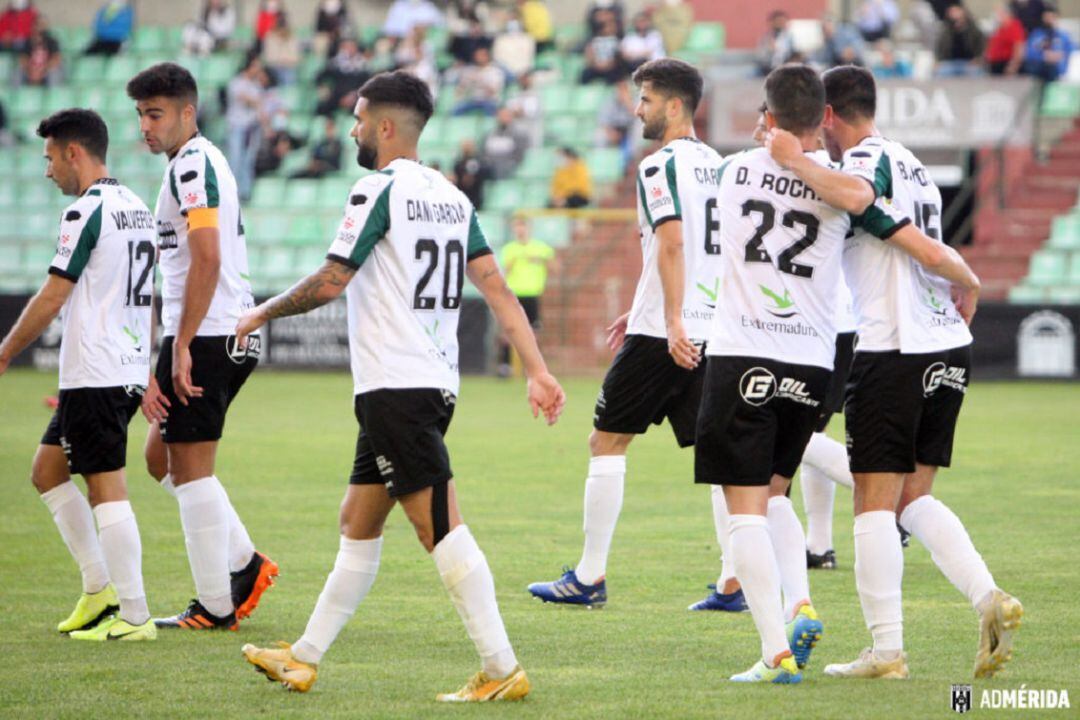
[263,261,355,320]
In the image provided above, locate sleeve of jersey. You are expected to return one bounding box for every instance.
[851,198,911,240]
[637,154,681,230]
[326,178,393,269]
[48,200,103,281]
[466,210,493,261]
[172,149,221,217]
[842,145,892,199]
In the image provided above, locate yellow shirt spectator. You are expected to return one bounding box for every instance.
[519,0,553,44]
[550,149,592,208]
[502,237,556,298]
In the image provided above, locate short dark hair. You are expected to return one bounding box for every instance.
[126,62,199,106]
[822,64,876,122]
[764,64,825,135]
[632,57,704,116]
[358,70,434,129]
[37,108,109,161]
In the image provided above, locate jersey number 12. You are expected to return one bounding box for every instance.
[125,239,154,307]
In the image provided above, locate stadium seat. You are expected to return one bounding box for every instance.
[682,22,726,53]
[1008,283,1044,303]
[0,243,21,269]
[250,178,287,209]
[540,83,575,115]
[1048,284,1080,303]
[203,55,239,87]
[585,147,626,183]
[131,26,166,54]
[1069,252,1080,283]
[515,147,558,180]
[104,56,140,86]
[477,211,507,248]
[0,55,14,84]
[528,214,572,248]
[445,116,482,147]
[11,86,46,119]
[572,85,612,116]
[484,180,527,212]
[1026,249,1068,285]
[287,215,326,245]
[1049,213,1080,250]
[245,211,290,245]
[282,180,321,209]
[1041,82,1080,118]
[554,24,585,51]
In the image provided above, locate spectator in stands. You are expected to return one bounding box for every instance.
[84,0,133,56]
[494,19,535,78]
[497,216,556,377]
[586,0,624,39]
[756,10,794,75]
[17,14,59,86]
[226,54,265,201]
[262,12,301,84]
[449,16,492,65]
[934,3,986,76]
[254,121,301,177]
[581,10,623,84]
[290,116,343,179]
[453,46,504,116]
[620,12,664,73]
[313,0,349,57]
[507,68,542,147]
[315,37,371,116]
[0,97,11,147]
[653,0,692,55]
[255,0,280,45]
[517,0,553,53]
[482,107,529,179]
[1024,3,1075,82]
[986,4,1027,75]
[0,0,37,54]
[204,0,236,50]
[394,23,439,96]
[550,146,591,208]
[453,139,491,208]
[596,78,635,167]
[816,12,866,68]
[1011,0,1046,33]
[383,0,443,39]
[855,0,899,43]
[871,39,912,77]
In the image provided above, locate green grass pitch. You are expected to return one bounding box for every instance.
[1,369,1077,719]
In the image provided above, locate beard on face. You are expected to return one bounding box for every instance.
[356,140,378,170]
[642,115,666,141]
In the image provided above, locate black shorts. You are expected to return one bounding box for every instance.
[695,356,831,487]
[156,335,259,443]
[593,334,705,448]
[844,344,971,473]
[349,388,456,497]
[518,296,541,327]
[816,331,856,432]
[41,386,143,475]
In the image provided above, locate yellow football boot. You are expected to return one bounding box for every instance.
[242,642,318,693]
[57,585,119,633]
[436,666,530,702]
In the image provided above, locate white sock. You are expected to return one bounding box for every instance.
[803,432,854,488]
[93,501,149,625]
[160,474,177,497]
[208,477,256,573]
[900,495,997,610]
[575,455,626,585]
[41,482,110,594]
[711,485,736,588]
[767,496,811,620]
[854,511,904,653]
[175,477,233,617]
[800,464,835,555]
[433,525,518,679]
[729,514,788,664]
[292,536,383,665]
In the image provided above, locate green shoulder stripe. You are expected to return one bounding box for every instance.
[348,180,394,267]
[203,155,220,208]
[168,167,180,205]
[664,154,681,217]
[855,203,898,239]
[467,210,490,258]
[66,202,103,277]
[873,151,892,199]
[637,175,653,227]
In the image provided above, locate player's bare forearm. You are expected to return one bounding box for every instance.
[260,259,355,322]
[888,224,980,291]
[0,275,73,367]
[786,153,875,215]
[468,256,549,378]
[176,226,221,347]
[656,222,686,329]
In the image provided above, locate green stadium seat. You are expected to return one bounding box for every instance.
[445,116,482,147]
[543,114,584,147]
[20,183,54,210]
[245,211,290,245]
[282,180,321,209]
[515,147,558,180]
[41,87,77,115]
[57,26,91,54]
[540,83,575,115]
[554,24,585,51]
[573,85,612,115]
[1041,82,1080,118]
[1008,283,1045,303]
[0,55,13,84]
[104,56,140,86]
[249,178,287,209]
[131,26,166,54]
[476,211,507,248]
[1047,284,1080,303]
[528,214,572,249]
[23,241,55,271]
[683,22,726,53]
[11,86,46,119]
[1049,213,1080,250]
[1027,249,1068,285]
[202,55,238,87]
[0,243,22,269]
[586,147,626,183]
[484,180,527,213]
[70,55,106,84]
[1069,252,1080,283]
[0,178,19,208]
[296,245,327,269]
[258,247,299,280]
[560,54,586,82]
[287,215,326,245]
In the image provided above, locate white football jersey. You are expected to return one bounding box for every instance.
[707,148,851,370]
[154,135,254,337]
[835,272,856,334]
[841,136,972,353]
[326,159,490,396]
[48,179,154,389]
[627,137,724,342]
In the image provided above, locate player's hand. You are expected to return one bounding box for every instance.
[605,312,630,353]
[666,320,700,370]
[765,128,803,170]
[952,284,979,325]
[141,376,171,423]
[235,307,266,350]
[171,342,203,406]
[527,371,566,426]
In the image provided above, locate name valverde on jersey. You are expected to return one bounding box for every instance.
[48,179,153,389]
[154,135,255,337]
[708,148,851,370]
[325,158,491,397]
[841,136,973,353]
[628,137,724,342]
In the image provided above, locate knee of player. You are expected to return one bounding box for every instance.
[144,454,167,481]
[409,520,437,553]
[588,430,630,457]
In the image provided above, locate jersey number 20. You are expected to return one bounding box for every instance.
[413,238,464,310]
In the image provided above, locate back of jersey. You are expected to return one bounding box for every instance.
[628,138,724,341]
[708,148,850,370]
[326,159,491,397]
[49,180,154,389]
